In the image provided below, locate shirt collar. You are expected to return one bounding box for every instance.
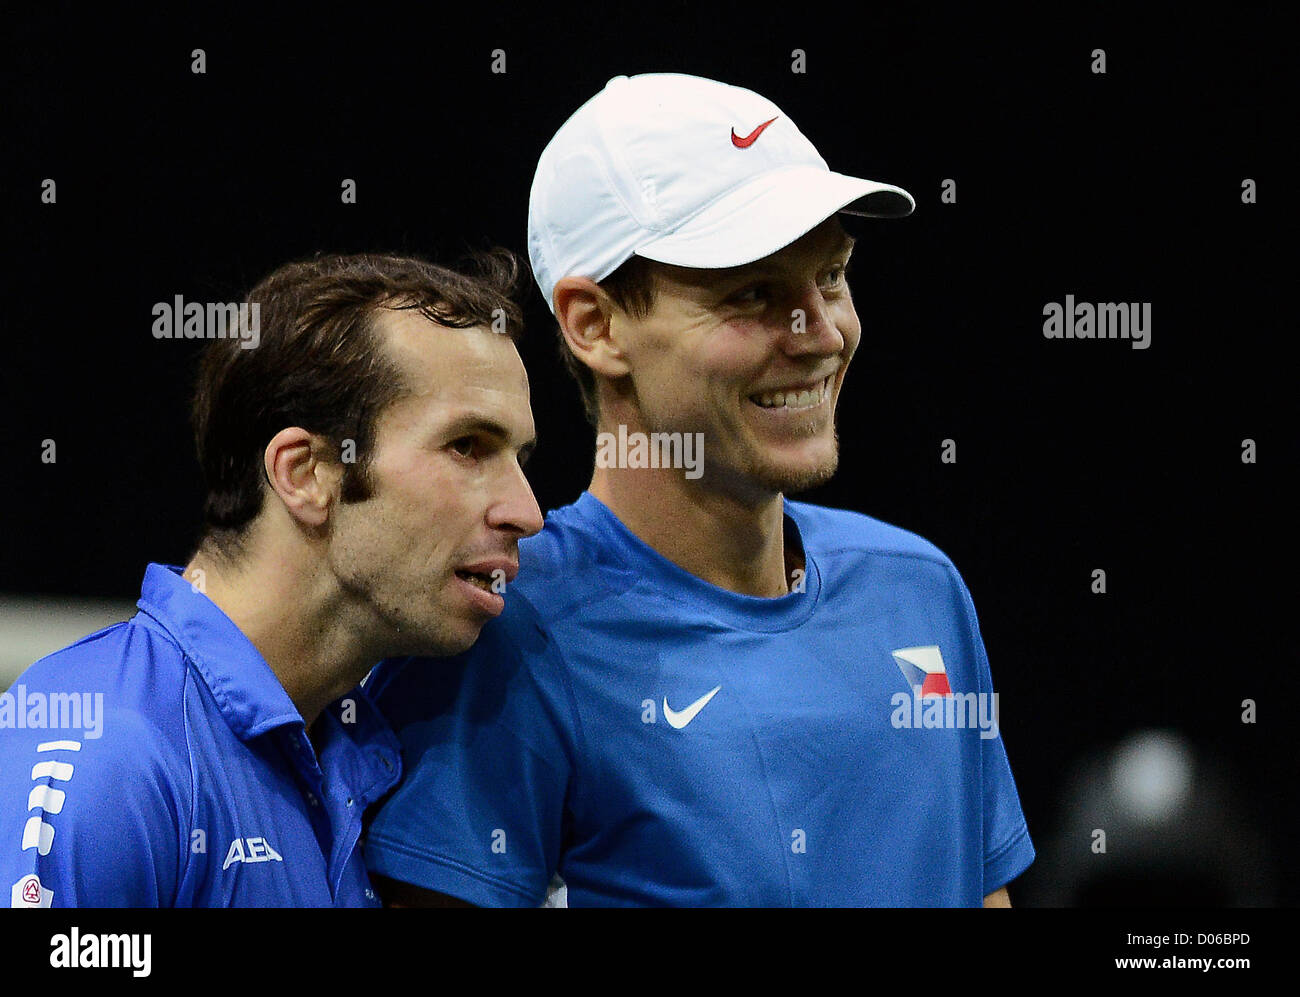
[134,562,302,741]
[568,491,823,632]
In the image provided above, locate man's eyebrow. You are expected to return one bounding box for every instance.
[443,415,537,454]
[718,233,857,280]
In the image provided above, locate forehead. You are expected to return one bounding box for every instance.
[373,306,530,421]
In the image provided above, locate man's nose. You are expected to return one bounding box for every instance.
[780,283,848,357]
[487,460,544,538]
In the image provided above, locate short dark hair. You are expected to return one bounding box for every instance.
[559,254,659,427]
[192,249,524,558]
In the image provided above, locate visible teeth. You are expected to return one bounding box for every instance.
[459,571,493,591]
[752,378,830,409]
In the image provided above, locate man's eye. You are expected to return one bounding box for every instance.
[822,265,848,290]
[450,437,477,458]
[731,284,770,305]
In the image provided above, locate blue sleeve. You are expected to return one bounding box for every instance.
[1,708,187,908]
[363,597,576,907]
[951,566,1036,895]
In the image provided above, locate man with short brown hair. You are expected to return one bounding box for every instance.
[1,250,542,907]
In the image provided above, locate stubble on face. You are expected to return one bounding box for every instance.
[620,220,859,504]
[323,308,536,659]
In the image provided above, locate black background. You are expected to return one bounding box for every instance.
[3,6,1293,906]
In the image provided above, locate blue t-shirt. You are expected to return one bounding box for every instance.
[1,563,400,907]
[365,492,1034,906]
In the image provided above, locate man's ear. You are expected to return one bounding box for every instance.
[263,428,340,528]
[553,276,632,380]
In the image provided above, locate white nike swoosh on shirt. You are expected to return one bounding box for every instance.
[663,686,722,729]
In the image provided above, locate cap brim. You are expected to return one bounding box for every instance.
[634,166,914,270]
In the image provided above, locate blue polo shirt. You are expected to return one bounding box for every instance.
[0,563,400,907]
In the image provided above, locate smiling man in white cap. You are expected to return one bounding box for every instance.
[364,73,1034,907]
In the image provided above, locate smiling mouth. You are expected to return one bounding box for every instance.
[455,570,496,592]
[749,376,832,411]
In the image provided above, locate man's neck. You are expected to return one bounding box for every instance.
[184,542,377,729]
[588,461,797,599]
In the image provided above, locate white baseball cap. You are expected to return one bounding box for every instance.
[527,73,915,314]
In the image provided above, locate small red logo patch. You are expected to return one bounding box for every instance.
[22,879,40,904]
[731,116,778,149]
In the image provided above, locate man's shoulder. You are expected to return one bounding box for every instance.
[511,500,638,616]
[784,499,956,569]
[507,496,961,610]
[2,613,200,769]
[0,617,198,904]
[13,610,192,701]
[367,589,563,712]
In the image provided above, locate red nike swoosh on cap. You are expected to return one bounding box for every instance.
[731,116,779,148]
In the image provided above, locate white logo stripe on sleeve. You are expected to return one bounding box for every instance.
[30,761,74,782]
[21,741,80,861]
[21,816,55,855]
[28,786,66,814]
[36,741,81,753]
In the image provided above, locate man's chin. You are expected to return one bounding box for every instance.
[749,440,840,496]
[436,625,484,658]
[755,459,838,496]
[389,622,483,661]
